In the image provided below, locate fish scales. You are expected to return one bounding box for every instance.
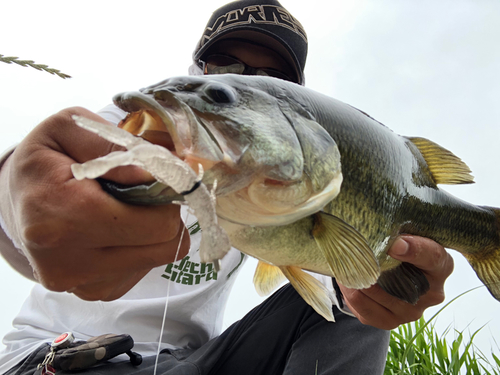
[80,74,500,321]
[283,79,500,295]
[283,81,499,248]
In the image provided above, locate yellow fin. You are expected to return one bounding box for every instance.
[280,266,336,322]
[253,261,287,296]
[407,137,474,185]
[465,207,500,302]
[312,212,379,289]
[468,255,500,302]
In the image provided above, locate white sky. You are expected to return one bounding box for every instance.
[1,0,500,364]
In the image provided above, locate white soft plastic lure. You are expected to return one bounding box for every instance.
[70,115,230,270]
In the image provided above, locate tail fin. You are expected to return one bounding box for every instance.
[467,255,500,301]
[466,207,500,301]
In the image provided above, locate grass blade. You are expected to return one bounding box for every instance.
[0,54,71,79]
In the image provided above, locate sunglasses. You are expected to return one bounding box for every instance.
[201,54,296,83]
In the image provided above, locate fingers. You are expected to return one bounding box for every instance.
[31,224,191,296]
[6,106,194,298]
[388,236,454,279]
[339,283,424,330]
[339,236,454,330]
[19,177,185,248]
[67,269,152,302]
[32,107,154,185]
[33,107,119,163]
[13,107,183,248]
[389,235,454,305]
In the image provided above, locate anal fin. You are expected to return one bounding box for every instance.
[280,266,336,322]
[312,212,380,289]
[377,262,430,304]
[253,260,287,296]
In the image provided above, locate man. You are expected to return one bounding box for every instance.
[0,0,453,374]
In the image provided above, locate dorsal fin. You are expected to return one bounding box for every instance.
[407,137,474,185]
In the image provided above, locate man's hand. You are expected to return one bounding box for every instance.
[338,236,454,330]
[0,107,190,301]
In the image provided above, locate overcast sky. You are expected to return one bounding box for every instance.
[1,0,500,364]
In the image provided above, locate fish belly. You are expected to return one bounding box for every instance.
[219,217,333,276]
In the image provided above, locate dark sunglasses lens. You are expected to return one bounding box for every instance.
[203,54,296,83]
[204,55,245,75]
[256,68,294,82]
[206,63,245,75]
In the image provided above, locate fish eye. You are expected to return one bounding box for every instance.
[203,83,236,104]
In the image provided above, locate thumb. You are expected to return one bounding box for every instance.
[40,106,154,185]
[388,235,453,274]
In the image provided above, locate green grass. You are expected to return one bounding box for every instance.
[385,317,500,374]
[385,290,500,374]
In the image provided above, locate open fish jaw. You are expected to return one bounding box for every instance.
[113,90,225,173]
[111,78,344,227]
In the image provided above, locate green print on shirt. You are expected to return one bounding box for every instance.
[161,221,244,285]
[188,220,201,235]
[161,256,218,285]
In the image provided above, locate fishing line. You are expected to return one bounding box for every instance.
[153,209,190,375]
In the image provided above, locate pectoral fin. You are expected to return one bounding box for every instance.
[407,137,474,185]
[312,212,380,289]
[253,261,287,296]
[280,266,336,322]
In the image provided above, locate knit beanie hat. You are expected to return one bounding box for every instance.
[193,0,307,84]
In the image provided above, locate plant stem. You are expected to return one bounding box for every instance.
[0,54,71,79]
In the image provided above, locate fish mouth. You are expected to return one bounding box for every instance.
[112,89,307,204]
[113,90,226,175]
[110,84,343,227]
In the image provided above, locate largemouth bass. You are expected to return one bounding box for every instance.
[94,74,500,321]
